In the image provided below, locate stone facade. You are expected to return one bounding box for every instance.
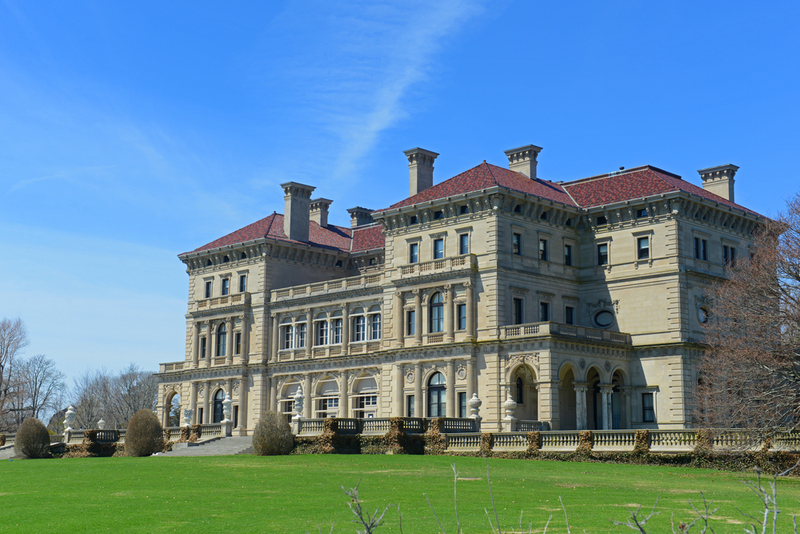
[156,145,764,433]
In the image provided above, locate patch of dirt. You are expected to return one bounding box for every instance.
[457,477,482,481]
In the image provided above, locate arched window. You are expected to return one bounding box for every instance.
[430,292,444,333]
[428,372,446,417]
[213,389,225,423]
[217,324,227,356]
[516,377,524,404]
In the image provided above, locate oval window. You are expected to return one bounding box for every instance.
[594,310,614,328]
[698,307,709,324]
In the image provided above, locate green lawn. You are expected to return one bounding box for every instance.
[2,455,799,533]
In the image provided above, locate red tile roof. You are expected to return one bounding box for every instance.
[351,224,385,252]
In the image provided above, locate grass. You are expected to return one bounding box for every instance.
[2,455,799,533]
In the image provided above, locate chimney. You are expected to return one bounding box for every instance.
[281,182,316,242]
[698,164,738,202]
[404,148,439,196]
[347,206,374,228]
[504,144,543,179]
[309,198,333,228]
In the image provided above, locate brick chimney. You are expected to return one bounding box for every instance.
[309,198,333,228]
[347,207,374,228]
[504,145,543,179]
[698,164,738,202]
[404,148,439,196]
[281,182,316,241]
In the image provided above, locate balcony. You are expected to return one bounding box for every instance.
[501,322,631,345]
[270,273,384,302]
[195,292,250,312]
[399,254,474,278]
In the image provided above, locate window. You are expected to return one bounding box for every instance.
[221,278,230,296]
[428,372,446,417]
[540,302,550,322]
[564,244,572,266]
[433,238,444,259]
[430,292,444,333]
[459,205,469,214]
[239,274,247,293]
[332,319,343,344]
[433,210,444,220]
[637,236,650,260]
[565,306,575,325]
[516,377,524,404]
[459,233,469,255]
[369,314,381,340]
[514,205,522,213]
[234,332,241,354]
[642,393,655,422]
[539,239,548,261]
[200,337,207,359]
[724,245,737,266]
[353,316,366,342]
[217,324,227,356]
[597,215,608,226]
[316,321,329,346]
[458,392,467,418]
[597,243,609,265]
[316,397,339,419]
[213,390,224,423]
[407,395,415,417]
[409,243,419,264]
[205,281,212,299]
[355,395,378,418]
[637,208,648,218]
[512,233,522,255]
[540,211,549,221]
[407,310,416,336]
[409,215,418,225]
[296,323,307,348]
[694,238,708,260]
[513,298,524,325]
[457,304,467,330]
[283,325,294,349]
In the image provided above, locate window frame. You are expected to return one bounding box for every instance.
[539,238,548,261]
[637,236,650,260]
[239,274,247,293]
[409,242,419,264]
[221,278,230,296]
[432,238,444,260]
[597,243,609,265]
[642,392,656,423]
[429,292,444,333]
[512,233,522,255]
[459,233,469,255]
[512,297,524,325]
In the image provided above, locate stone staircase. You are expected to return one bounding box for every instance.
[161,436,253,457]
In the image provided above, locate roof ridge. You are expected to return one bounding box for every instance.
[483,160,500,186]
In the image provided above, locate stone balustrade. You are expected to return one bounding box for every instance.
[271,273,384,302]
[502,322,632,345]
[399,255,474,277]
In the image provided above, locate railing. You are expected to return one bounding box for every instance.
[297,419,325,436]
[540,431,582,451]
[400,255,474,277]
[592,430,636,451]
[492,433,528,450]
[441,418,477,433]
[362,418,391,435]
[199,424,222,439]
[195,292,250,310]
[336,419,360,435]
[446,433,481,450]
[270,273,384,302]
[502,322,631,345]
[773,431,800,450]
[516,420,550,432]
[403,418,425,434]
[649,429,697,452]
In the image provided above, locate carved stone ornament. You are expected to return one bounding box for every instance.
[604,361,611,373]
[233,384,240,396]
[579,358,586,370]
[456,365,466,380]
[586,299,620,314]
[505,353,540,373]
[198,387,205,398]
[406,371,415,384]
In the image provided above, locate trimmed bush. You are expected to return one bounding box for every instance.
[252,411,293,456]
[125,409,164,457]
[14,418,51,459]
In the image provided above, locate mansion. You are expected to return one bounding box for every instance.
[155,144,763,433]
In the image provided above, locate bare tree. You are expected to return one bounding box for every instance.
[4,354,66,429]
[72,368,111,429]
[698,195,800,437]
[0,318,28,430]
[71,364,157,429]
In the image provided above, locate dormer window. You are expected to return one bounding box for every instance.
[409,215,418,225]
[514,205,522,213]
[433,210,444,220]
[636,208,648,218]
[540,211,548,220]
[460,205,469,214]
[597,215,608,226]
[223,255,230,263]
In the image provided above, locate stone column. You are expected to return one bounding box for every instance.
[413,290,422,346]
[341,304,350,355]
[305,307,313,358]
[394,364,404,416]
[575,384,587,431]
[304,374,313,419]
[240,313,248,364]
[600,386,613,430]
[537,380,558,430]
[394,291,404,348]
[190,382,198,425]
[465,281,476,340]
[271,313,279,362]
[202,382,210,424]
[444,284,454,342]
[268,375,277,413]
[414,362,423,418]
[621,387,632,429]
[192,321,201,368]
[339,370,349,418]
[466,358,475,400]
[446,360,456,418]
[210,322,218,362]
[226,317,234,365]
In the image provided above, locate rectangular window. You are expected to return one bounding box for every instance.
[332,319,342,344]
[564,244,572,266]
[539,239,548,261]
[636,208,648,218]
[353,316,365,342]
[597,243,609,265]
[198,407,203,424]
[407,395,415,417]
[565,306,574,325]
[637,236,650,260]
[233,406,238,428]
[459,205,469,214]
[540,301,550,322]
[296,323,307,348]
[597,215,608,226]
[221,278,230,296]
[433,210,444,220]
[724,245,737,267]
[459,233,469,255]
[513,298,524,325]
[457,304,467,330]
[234,332,241,354]
[433,238,444,259]
[458,392,467,418]
[406,310,416,336]
[205,281,212,299]
[695,238,708,260]
[282,325,294,349]
[316,321,329,346]
[200,337,207,358]
[239,274,247,293]
[512,233,522,255]
[369,314,381,340]
[409,243,419,264]
[642,393,655,423]
[702,239,708,261]
[409,215,418,225]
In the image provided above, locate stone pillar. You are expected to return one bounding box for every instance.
[341,304,350,354]
[392,364,404,416]
[305,307,313,358]
[226,317,234,365]
[575,384,587,431]
[268,375,277,413]
[621,387,632,429]
[466,358,475,400]
[444,284,454,342]
[394,291,404,348]
[339,370,349,418]
[202,382,210,424]
[192,321,201,368]
[271,313,279,362]
[210,322,218,362]
[413,290,422,346]
[537,380,558,430]
[190,382,198,425]
[414,363,423,418]
[446,360,456,418]
[600,386,613,430]
[465,281,476,340]
[303,374,313,419]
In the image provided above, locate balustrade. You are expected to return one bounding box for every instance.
[540,431,582,451]
[493,433,527,450]
[592,430,635,451]
[649,430,696,452]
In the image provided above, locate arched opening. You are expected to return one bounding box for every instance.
[353,376,377,418]
[586,367,602,430]
[558,367,577,430]
[429,293,444,333]
[280,380,302,422]
[611,370,624,429]
[427,372,446,417]
[316,377,339,418]
[217,323,227,357]
[212,389,225,423]
[168,392,181,427]
[511,365,538,421]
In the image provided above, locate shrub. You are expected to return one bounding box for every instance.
[14,418,51,459]
[125,409,164,457]
[252,411,293,456]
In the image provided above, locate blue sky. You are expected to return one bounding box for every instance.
[1,1,799,388]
